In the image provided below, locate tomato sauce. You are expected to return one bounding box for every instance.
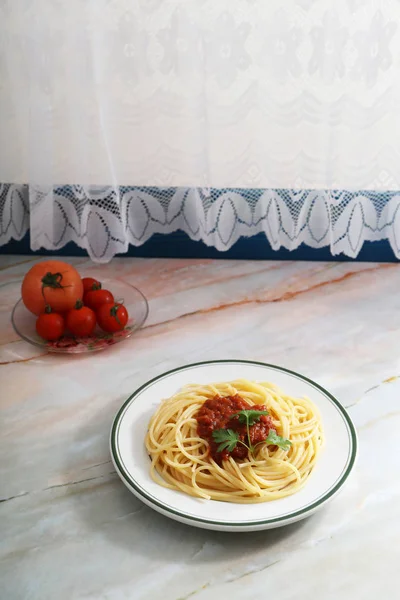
[196,395,274,463]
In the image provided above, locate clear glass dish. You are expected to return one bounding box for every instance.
[11,278,149,354]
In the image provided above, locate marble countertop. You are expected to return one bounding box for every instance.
[1,255,399,599]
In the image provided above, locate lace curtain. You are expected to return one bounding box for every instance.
[1,1,400,261]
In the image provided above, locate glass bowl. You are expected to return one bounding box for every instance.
[11,278,149,354]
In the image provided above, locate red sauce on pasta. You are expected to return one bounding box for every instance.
[196,395,274,463]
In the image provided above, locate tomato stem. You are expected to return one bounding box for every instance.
[110,304,122,326]
[41,271,65,289]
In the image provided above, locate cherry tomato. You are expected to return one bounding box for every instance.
[96,302,128,333]
[83,288,114,311]
[82,277,101,294]
[66,300,96,337]
[36,307,65,341]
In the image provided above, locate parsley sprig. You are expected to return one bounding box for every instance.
[211,409,292,458]
[212,429,240,453]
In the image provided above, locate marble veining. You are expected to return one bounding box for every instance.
[0,255,399,599]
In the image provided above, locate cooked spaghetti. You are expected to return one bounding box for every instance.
[145,379,324,503]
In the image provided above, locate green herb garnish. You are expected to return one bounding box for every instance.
[235,409,270,425]
[234,409,269,453]
[211,408,292,458]
[212,429,240,453]
[264,429,292,451]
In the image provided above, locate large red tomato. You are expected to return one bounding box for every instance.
[21,260,83,316]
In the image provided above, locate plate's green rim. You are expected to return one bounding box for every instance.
[110,359,358,527]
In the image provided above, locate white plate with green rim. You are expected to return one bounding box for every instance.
[110,360,357,532]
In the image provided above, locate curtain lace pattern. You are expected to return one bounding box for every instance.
[1,184,400,262]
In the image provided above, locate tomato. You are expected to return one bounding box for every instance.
[22,260,83,316]
[66,300,96,337]
[96,302,128,333]
[83,288,114,311]
[36,307,65,341]
[82,277,101,294]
